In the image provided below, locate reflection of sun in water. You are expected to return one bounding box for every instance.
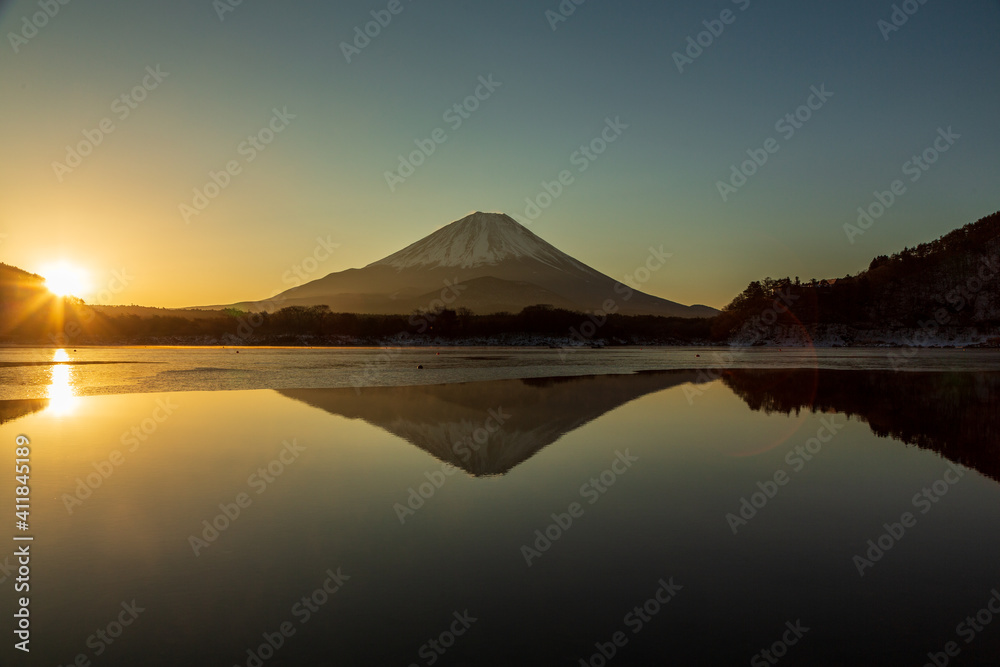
[48,349,78,416]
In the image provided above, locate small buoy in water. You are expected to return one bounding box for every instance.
[418,364,423,369]
[696,354,700,357]
[236,350,239,353]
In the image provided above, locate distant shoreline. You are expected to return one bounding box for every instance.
[1,339,997,350]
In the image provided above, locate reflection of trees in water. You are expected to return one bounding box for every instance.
[0,399,49,425]
[721,369,1000,482]
[9,368,996,485]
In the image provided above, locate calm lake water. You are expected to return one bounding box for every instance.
[2,346,999,399]
[1,348,999,665]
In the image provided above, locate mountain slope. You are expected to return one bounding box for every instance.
[0,262,47,302]
[209,212,717,318]
[369,211,603,275]
[713,210,1000,344]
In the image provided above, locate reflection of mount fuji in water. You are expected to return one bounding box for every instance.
[280,368,1000,481]
[5,368,996,482]
[278,371,700,476]
[720,369,1000,483]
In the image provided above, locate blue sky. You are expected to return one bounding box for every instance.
[1,0,998,307]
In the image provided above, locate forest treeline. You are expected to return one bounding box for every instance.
[0,301,714,345]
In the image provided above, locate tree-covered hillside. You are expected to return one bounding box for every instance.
[713,211,1000,343]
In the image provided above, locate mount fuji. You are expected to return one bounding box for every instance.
[210,212,717,317]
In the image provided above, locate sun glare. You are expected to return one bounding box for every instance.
[42,262,91,298]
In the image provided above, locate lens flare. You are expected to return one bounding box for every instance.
[41,262,91,298]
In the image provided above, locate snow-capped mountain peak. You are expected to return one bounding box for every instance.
[368,212,590,272]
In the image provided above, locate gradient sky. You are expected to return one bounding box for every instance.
[1,0,998,309]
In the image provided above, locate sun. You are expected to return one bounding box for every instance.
[41,262,91,298]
